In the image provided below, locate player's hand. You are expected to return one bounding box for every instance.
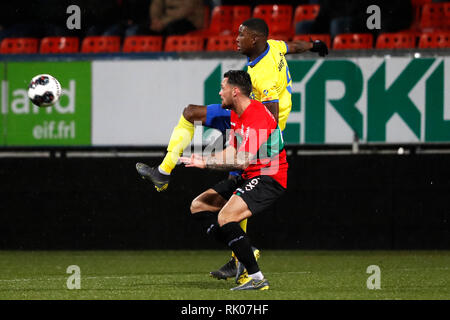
[179,154,206,169]
[310,40,328,57]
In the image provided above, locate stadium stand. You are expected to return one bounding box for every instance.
[418,31,450,48]
[333,33,373,50]
[420,2,450,31]
[164,35,204,52]
[206,35,236,52]
[122,36,163,53]
[253,4,294,39]
[206,35,236,51]
[409,0,432,33]
[0,38,39,54]
[232,5,252,34]
[81,36,121,53]
[2,1,450,54]
[40,37,79,54]
[293,4,320,25]
[375,32,416,49]
[208,6,234,36]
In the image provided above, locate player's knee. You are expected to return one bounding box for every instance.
[182,105,199,123]
[217,212,235,227]
[190,199,204,214]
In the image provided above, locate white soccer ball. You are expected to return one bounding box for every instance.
[28,74,62,107]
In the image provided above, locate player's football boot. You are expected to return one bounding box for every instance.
[136,162,169,192]
[209,257,237,280]
[235,247,260,284]
[230,277,269,291]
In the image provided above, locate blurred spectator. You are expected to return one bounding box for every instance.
[295,0,412,38]
[148,0,205,36]
[116,0,153,37]
[295,0,366,37]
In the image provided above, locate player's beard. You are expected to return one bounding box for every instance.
[221,103,232,110]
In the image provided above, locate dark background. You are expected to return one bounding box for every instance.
[1,149,448,250]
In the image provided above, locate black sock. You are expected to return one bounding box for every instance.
[220,222,259,274]
[192,211,222,241]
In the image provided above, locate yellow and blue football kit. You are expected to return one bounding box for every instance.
[161,40,293,176]
[246,39,292,131]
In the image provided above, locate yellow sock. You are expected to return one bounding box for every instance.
[160,115,195,174]
[239,219,247,233]
[232,219,248,260]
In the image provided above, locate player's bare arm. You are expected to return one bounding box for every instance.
[286,39,329,57]
[286,39,313,53]
[180,146,252,171]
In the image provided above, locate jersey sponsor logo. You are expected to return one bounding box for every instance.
[234,178,261,195]
[244,177,260,191]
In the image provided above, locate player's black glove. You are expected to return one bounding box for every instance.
[309,40,328,57]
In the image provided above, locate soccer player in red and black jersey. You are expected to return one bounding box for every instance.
[180,70,287,290]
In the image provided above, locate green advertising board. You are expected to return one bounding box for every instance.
[1,61,91,146]
[204,57,450,144]
[0,64,5,145]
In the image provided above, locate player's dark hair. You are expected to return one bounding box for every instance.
[242,18,269,38]
[223,70,252,97]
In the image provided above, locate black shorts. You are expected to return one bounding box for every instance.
[212,175,286,216]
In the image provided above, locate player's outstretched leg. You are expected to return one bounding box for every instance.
[136,105,205,191]
[136,162,170,192]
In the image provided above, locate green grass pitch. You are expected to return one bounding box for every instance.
[0,250,449,300]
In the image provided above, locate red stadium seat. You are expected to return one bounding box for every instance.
[418,31,450,48]
[253,4,293,38]
[122,36,163,52]
[333,33,373,50]
[81,36,121,53]
[444,2,450,28]
[232,5,252,33]
[208,6,234,35]
[0,38,39,54]
[294,4,320,23]
[293,34,331,49]
[409,0,432,32]
[164,35,204,52]
[40,37,79,54]
[419,3,448,30]
[206,35,236,51]
[375,32,416,49]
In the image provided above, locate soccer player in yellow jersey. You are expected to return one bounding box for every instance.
[136,18,328,282]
